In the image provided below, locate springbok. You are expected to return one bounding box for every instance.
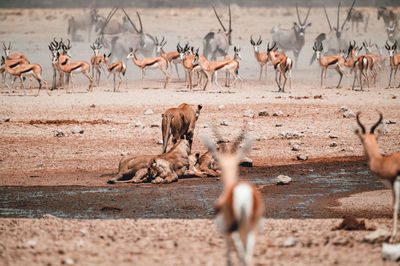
[90,38,105,87]
[178,44,204,92]
[203,5,232,61]
[363,40,384,73]
[385,41,400,89]
[2,42,30,88]
[48,38,65,90]
[266,42,293,92]
[201,130,263,266]
[272,3,311,67]
[56,43,93,92]
[126,47,171,89]
[192,48,242,91]
[223,46,243,89]
[355,112,400,243]
[250,35,286,83]
[103,53,126,92]
[1,56,49,96]
[155,36,182,80]
[313,42,347,88]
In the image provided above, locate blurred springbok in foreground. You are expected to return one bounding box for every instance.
[201,129,263,266]
[272,3,311,67]
[355,112,400,243]
[203,5,232,61]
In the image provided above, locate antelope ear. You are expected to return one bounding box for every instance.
[197,104,203,111]
[151,159,157,167]
[108,53,111,57]
[195,153,200,160]
[103,53,106,58]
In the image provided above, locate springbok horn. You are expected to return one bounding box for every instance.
[356,112,366,134]
[370,113,383,134]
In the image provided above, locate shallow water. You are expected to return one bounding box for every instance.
[0,161,385,219]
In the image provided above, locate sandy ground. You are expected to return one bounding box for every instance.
[0,6,400,265]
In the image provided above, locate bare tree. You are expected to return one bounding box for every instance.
[203,5,232,61]
[98,8,156,62]
[272,3,311,67]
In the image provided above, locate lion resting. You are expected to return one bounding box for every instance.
[148,139,191,184]
[193,151,221,177]
[107,155,154,184]
[162,103,203,153]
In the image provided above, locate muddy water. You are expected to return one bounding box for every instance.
[0,160,386,219]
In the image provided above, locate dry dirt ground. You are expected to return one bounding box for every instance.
[0,6,400,265]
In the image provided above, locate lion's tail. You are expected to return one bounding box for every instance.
[162,113,173,154]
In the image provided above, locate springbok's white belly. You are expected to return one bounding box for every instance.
[72,67,82,73]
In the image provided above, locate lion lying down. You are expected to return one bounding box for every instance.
[108,140,220,184]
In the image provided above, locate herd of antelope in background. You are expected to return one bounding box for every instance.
[1,2,400,96]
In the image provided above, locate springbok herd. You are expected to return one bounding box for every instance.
[2,3,400,95]
[1,2,400,265]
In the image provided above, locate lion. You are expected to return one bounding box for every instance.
[161,103,203,154]
[148,139,191,184]
[193,151,221,177]
[107,154,154,184]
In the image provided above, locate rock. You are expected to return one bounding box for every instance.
[339,106,348,112]
[277,175,292,185]
[332,216,366,231]
[110,128,116,132]
[89,104,96,108]
[330,142,338,147]
[71,126,84,134]
[144,109,153,115]
[292,144,301,151]
[382,243,400,261]
[240,157,253,167]
[64,258,74,265]
[120,151,130,156]
[151,122,160,128]
[217,136,230,143]
[218,104,225,110]
[79,228,88,235]
[332,236,349,246]
[273,110,284,117]
[0,116,10,122]
[364,229,391,244]
[343,110,355,118]
[385,119,396,124]
[297,154,308,161]
[261,136,267,141]
[203,123,211,128]
[53,129,66,137]
[220,120,231,126]
[258,110,269,117]
[324,129,331,133]
[26,239,37,247]
[157,139,163,145]
[243,109,255,118]
[329,134,338,139]
[103,118,112,123]
[41,214,59,220]
[282,237,298,247]
[135,121,144,128]
[275,124,283,127]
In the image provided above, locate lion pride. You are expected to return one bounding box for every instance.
[161,103,202,153]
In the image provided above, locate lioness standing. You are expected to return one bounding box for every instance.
[161,103,202,153]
